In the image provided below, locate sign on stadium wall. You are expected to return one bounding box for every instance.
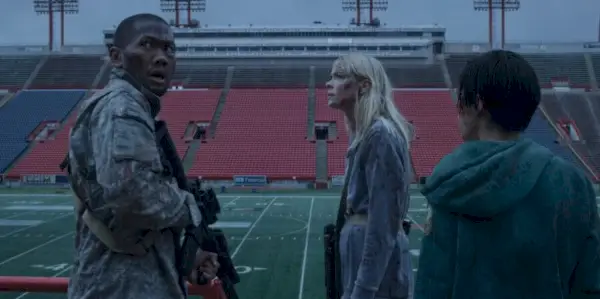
[21,174,56,185]
[233,175,268,187]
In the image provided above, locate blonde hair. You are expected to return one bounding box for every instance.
[335,53,413,149]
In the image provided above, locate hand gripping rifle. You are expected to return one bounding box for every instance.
[155,120,240,299]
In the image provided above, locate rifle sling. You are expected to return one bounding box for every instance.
[66,89,159,256]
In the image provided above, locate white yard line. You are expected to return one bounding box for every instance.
[230,197,277,259]
[0,213,72,238]
[1,210,39,220]
[406,214,425,233]
[0,232,74,267]
[222,196,240,207]
[297,197,315,299]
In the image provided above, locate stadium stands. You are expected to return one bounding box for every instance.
[1,90,85,174]
[190,89,314,179]
[591,54,600,87]
[445,53,476,87]
[521,54,590,87]
[231,66,310,88]
[541,93,600,179]
[523,109,578,164]
[7,114,77,177]
[315,89,348,177]
[2,53,600,183]
[384,64,446,88]
[394,90,462,178]
[30,55,105,89]
[173,60,229,88]
[0,56,41,90]
[446,53,592,89]
[158,89,222,157]
[314,63,446,88]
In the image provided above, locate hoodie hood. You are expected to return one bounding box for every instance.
[422,138,554,218]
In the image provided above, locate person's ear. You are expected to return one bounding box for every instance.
[358,79,372,95]
[108,46,123,68]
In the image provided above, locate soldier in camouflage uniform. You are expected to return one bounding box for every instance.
[66,13,218,299]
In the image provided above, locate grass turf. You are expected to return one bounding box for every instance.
[0,192,438,299]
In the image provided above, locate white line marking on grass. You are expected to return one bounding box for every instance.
[0,220,43,226]
[406,215,425,233]
[222,196,240,207]
[0,213,72,238]
[231,197,277,259]
[0,232,74,267]
[2,211,39,220]
[298,197,315,299]
[14,265,74,299]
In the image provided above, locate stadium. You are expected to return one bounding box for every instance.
[0,0,600,298]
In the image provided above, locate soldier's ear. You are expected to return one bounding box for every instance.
[108,46,123,68]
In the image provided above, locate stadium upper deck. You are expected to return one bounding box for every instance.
[0,25,600,186]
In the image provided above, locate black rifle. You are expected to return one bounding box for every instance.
[59,122,240,299]
[323,183,348,299]
[155,120,240,299]
[323,223,341,299]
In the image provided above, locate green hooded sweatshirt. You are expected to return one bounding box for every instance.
[414,138,600,299]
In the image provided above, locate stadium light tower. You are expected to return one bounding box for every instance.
[474,0,520,49]
[342,0,388,27]
[160,0,206,28]
[33,0,79,51]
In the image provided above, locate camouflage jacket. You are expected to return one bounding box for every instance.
[67,69,202,299]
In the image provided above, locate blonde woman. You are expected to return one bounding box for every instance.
[326,53,414,299]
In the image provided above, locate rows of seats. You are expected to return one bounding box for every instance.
[190,89,314,178]
[315,89,348,177]
[540,93,600,179]
[8,113,78,176]
[394,90,463,178]
[445,54,476,87]
[0,56,41,90]
[384,64,446,87]
[173,61,229,88]
[0,90,85,174]
[446,53,592,88]
[158,89,221,157]
[521,54,590,87]
[3,87,600,182]
[313,64,446,88]
[30,55,105,89]
[231,66,310,88]
[523,109,578,164]
[591,54,600,87]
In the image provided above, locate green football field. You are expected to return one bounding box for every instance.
[4,190,598,299]
[0,192,429,299]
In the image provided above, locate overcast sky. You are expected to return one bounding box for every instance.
[0,0,598,46]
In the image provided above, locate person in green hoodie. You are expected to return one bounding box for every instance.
[414,49,600,299]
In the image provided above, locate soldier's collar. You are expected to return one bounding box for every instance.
[110,68,161,117]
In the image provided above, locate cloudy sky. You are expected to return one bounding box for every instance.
[0,0,598,46]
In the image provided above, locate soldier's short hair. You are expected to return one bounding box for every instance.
[113,13,169,48]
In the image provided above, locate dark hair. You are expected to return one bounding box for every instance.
[113,13,169,48]
[457,49,541,132]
